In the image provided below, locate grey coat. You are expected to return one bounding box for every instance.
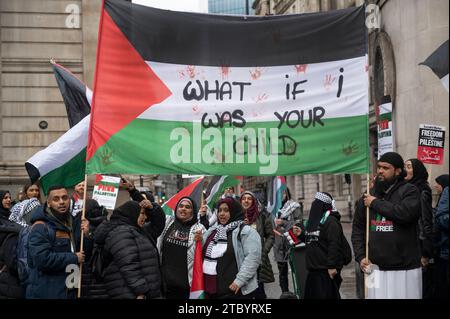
[273,200,301,262]
[203,224,261,295]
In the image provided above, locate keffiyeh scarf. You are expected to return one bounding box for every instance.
[203,220,242,275]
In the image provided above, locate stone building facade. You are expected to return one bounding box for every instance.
[1,0,101,196]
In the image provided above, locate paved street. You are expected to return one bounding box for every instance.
[265,222,358,299]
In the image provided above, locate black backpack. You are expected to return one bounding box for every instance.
[320,213,352,266]
[89,243,111,283]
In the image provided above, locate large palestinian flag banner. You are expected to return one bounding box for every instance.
[87,0,369,176]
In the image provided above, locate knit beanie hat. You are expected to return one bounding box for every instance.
[379,152,405,169]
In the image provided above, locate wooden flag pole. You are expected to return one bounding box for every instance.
[364,173,370,299]
[77,174,88,298]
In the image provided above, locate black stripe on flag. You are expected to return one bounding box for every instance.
[25,162,40,184]
[420,40,449,80]
[105,0,367,67]
[52,63,91,127]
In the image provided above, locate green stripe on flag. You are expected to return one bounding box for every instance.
[206,176,240,210]
[162,204,174,216]
[87,115,369,175]
[40,148,86,195]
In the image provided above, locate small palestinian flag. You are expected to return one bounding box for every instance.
[266,176,287,217]
[204,176,240,209]
[161,177,205,215]
[189,240,205,299]
[420,40,449,92]
[86,0,369,176]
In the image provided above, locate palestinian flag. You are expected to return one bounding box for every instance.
[51,61,92,127]
[420,40,449,92]
[161,177,205,215]
[266,176,287,217]
[204,176,240,209]
[87,0,369,176]
[25,64,93,194]
[189,240,205,299]
[25,115,89,195]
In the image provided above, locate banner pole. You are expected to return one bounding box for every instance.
[364,173,370,299]
[77,174,88,298]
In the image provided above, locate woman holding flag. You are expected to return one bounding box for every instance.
[200,197,261,299]
[273,188,301,297]
[158,197,206,299]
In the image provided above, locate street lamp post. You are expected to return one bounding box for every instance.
[245,0,249,15]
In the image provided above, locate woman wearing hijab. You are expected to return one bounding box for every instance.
[294,192,346,299]
[240,191,274,299]
[9,184,41,227]
[0,190,13,220]
[273,188,301,297]
[0,190,24,298]
[157,196,206,299]
[93,201,161,299]
[404,159,434,298]
[201,197,261,299]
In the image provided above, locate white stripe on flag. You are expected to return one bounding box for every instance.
[206,176,226,204]
[141,56,368,122]
[26,115,89,176]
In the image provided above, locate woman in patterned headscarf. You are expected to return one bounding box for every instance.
[201,197,261,299]
[240,191,274,299]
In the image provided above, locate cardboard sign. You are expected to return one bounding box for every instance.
[92,175,121,210]
[417,124,446,165]
[377,98,394,158]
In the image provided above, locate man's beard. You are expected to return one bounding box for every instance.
[373,175,397,197]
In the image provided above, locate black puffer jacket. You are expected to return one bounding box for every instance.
[94,214,161,299]
[0,212,24,299]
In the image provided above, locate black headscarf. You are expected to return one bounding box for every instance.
[85,198,107,226]
[216,197,244,225]
[112,200,142,228]
[174,196,198,226]
[0,190,11,219]
[306,192,333,233]
[406,158,431,194]
[436,174,449,189]
[435,174,449,204]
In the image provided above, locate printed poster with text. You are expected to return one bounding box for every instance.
[417,124,446,165]
[92,174,121,209]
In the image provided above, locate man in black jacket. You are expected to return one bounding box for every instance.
[351,152,422,299]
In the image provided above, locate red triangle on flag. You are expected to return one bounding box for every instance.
[87,10,171,160]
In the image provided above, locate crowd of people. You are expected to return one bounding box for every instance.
[0,152,448,299]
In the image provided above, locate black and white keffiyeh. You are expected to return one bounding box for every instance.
[203,221,242,275]
[9,198,40,227]
[278,200,300,219]
[314,192,336,211]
